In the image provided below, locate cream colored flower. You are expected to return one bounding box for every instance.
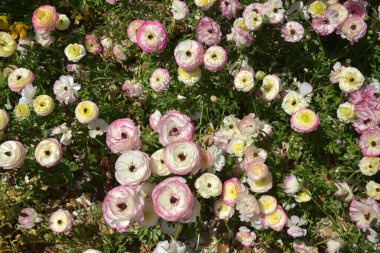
[56,14,70,31]
[338,67,364,93]
[0,109,9,130]
[359,157,380,176]
[75,101,99,124]
[337,102,355,123]
[150,149,171,176]
[234,70,255,92]
[366,181,380,200]
[178,67,201,86]
[33,95,54,116]
[0,32,17,57]
[308,1,326,18]
[14,104,30,120]
[294,191,311,203]
[64,43,86,62]
[194,172,222,198]
[261,74,281,101]
[282,91,308,115]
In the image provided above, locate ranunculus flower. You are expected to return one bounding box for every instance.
[339,67,364,93]
[136,21,167,53]
[220,0,242,20]
[245,161,269,181]
[243,10,263,31]
[115,150,151,186]
[157,110,195,146]
[287,215,307,238]
[214,199,234,220]
[312,9,339,36]
[164,141,200,175]
[282,91,309,115]
[0,109,9,130]
[343,0,367,19]
[261,74,281,101]
[171,0,189,20]
[127,20,145,43]
[359,157,380,176]
[56,14,70,31]
[106,118,141,153]
[35,30,55,48]
[48,209,74,234]
[122,80,143,98]
[308,0,326,17]
[35,138,62,168]
[284,174,300,195]
[258,195,278,215]
[339,15,367,45]
[366,181,380,200]
[8,68,35,92]
[234,69,255,92]
[150,149,171,176]
[264,206,288,231]
[152,176,197,222]
[349,198,380,232]
[174,40,203,71]
[64,43,86,62]
[84,34,103,54]
[102,185,144,232]
[32,5,58,32]
[139,200,159,228]
[100,37,113,49]
[152,240,187,253]
[236,226,256,247]
[33,95,54,116]
[75,101,99,124]
[194,172,222,198]
[112,44,127,61]
[196,17,222,46]
[0,32,17,57]
[203,46,227,72]
[359,129,380,157]
[334,181,354,202]
[295,191,312,203]
[194,0,217,10]
[150,68,170,92]
[0,141,26,169]
[280,21,304,43]
[263,0,285,24]
[290,109,320,133]
[221,178,245,206]
[53,75,81,105]
[227,27,253,48]
[149,110,162,132]
[18,208,42,229]
[247,173,273,193]
[243,146,267,166]
[177,67,201,86]
[337,102,355,123]
[236,192,260,221]
[328,4,348,25]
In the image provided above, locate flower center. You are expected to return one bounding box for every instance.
[178,153,186,161]
[129,165,136,172]
[208,29,213,34]
[17,75,22,80]
[323,19,329,25]
[291,100,297,106]
[121,132,128,139]
[350,24,356,31]
[371,141,377,147]
[64,86,68,91]
[349,77,355,82]
[4,151,12,157]
[273,8,278,13]
[290,29,295,35]
[148,34,153,40]
[170,196,179,204]
[45,150,51,156]
[117,203,127,211]
[186,51,192,57]
[207,183,212,187]
[169,127,179,136]
[57,219,62,225]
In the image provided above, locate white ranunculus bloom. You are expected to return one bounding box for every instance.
[150,149,171,176]
[51,123,73,146]
[115,150,151,186]
[56,14,70,31]
[164,141,201,175]
[194,172,222,198]
[53,75,81,105]
[88,118,108,138]
[234,70,255,92]
[214,199,234,220]
[0,141,26,169]
[35,138,62,168]
[338,67,364,93]
[171,0,189,20]
[281,91,309,115]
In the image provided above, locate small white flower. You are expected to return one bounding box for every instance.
[53,75,81,105]
[88,118,108,138]
[194,172,222,198]
[19,84,37,107]
[286,215,307,238]
[51,123,73,146]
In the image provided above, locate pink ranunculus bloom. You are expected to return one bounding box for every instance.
[196,17,222,46]
[164,141,201,175]
[127,20,145,43]
[115,150,151,186]
[0,141,26,170]
[48,209,74,234]
[84,34,103,54]
[290,109,320,133]
[32,5,59,32]
[106,118,141,153]
[263,205,288,231]
[359,129,380,157]
[150,68,170,92]
[244,3,263,16]
[339,15,367,45]
[7,68,35,92]
[312,9,339,36]
[152,177,197,222]
[136,21,167,53]
[220,0,242,20]
[221,178,246,206]
[349,198,380,232]
[122,80,143,98]
[352,104,377,134]
[343,0,367,19]
[243,146,267,167]
[157,110,195,146]
[284,174,300,195]
[236,226,256,247]
[18,208,41,229]
[226,27,253,48]
[280,21,305,42]
[149,110,162,132]
[102,185,144,232]
[203,45,228,72]
[238,113,261,136]
[174,40,204,71]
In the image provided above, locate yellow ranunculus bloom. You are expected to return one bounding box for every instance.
[309,1,327,17]
[75,101,99,124]
[295,191,311,203]
[33,95,54,116]
[0,31,17,57]
[14,104,30,120]
[10,22,29,39]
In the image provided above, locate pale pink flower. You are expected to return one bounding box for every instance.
[220,0,242,20]
[35,138,62,168]
[84,34,103,54]
[115,150,151,186]
[221,178,245,206]
[8,68,35,92]
[359,129,380,157]
[149,110,162,132]
[0,141,26,169]
[18,208,42,229]
[127,20,145,43]
[236,226,256,247]
[312,9,339,36]
[53,75,81,105]
[284,174,300,195]
[152,177,197,222]
[196,17,221,46]
[339,15,367,44]
[203,45,228,72]
[226,27,253,48]
[343,0,367,19]
[280,21,304,42]
[102,185,144,232]
[106,118,141,153]
[136,21,167,53]
[32,5,58,32]
[349,198,380,232]
[174,40,204,71]
[48,209,73,234]
[164,141,201,175]
[334,182,354,202]
[150,68,170,92]
[122,80,143,98]
[157,110,195,146]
